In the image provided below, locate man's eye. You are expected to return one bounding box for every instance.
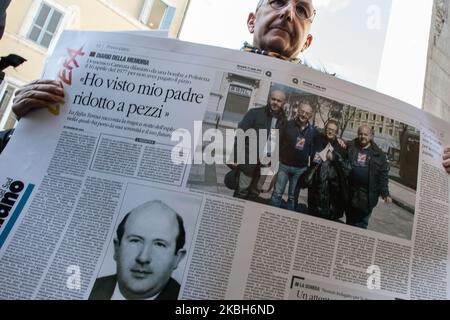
[271,0,288,9]
[129,238,141,243]
[296,5,308,18]
[155,242,167,248]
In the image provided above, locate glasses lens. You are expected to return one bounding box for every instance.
[296,3,313,20]
[269,0,288,9]
[299,110,310,117]
[269,0,315,21]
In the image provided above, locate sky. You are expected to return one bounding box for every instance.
[179,0,433,108]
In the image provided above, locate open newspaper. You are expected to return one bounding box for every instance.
[0,31,449,300]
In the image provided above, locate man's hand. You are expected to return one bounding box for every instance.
[227,163,238,170]
[12,80,65,119]
[443,147,450,174]
[337,138,347,149]
[383,196,392,204]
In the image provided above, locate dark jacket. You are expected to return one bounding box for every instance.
[234,105,286,177]
[88,274,180,300]
[306,134,351,220]
[0,128,13,154]
[347,139,390,209]
[279,120,316,168]
[0,0,11,40]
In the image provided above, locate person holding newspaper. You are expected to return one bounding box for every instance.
[345,125,391,229]
[243,0,313,62]
[89,200,186,300]
[2,0,450,172]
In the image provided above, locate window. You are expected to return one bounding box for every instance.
[372,114,376,121]
[27,2,63,48]
[365,113,369,120]
[223,84,253,124]
[379,127,383,134]
[0,83,19,130]
[140,0,176,30]
[159,5,176,30]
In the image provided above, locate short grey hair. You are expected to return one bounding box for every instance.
[357,124,372,134]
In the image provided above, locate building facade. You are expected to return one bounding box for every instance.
[0,0,190,129]
[423,0,450,121]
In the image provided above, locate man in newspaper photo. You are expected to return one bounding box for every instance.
[346,125,391,229]
[232,88,287,200]
[89,200,186,300]
[270,100,315,210]
[304,119,350,221]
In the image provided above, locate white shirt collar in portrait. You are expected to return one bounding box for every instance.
[111,283,159,300]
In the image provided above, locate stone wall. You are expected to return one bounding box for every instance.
[423,0,450,122]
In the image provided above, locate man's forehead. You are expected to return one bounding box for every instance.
[299,103,312,110]
[359,127,371,134]
[126,204,178,236]
[271,90,286,98]
[326,123,337,129]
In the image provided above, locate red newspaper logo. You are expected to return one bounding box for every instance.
[48,47,85,116]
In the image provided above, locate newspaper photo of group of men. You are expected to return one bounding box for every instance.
[188,82,418,240]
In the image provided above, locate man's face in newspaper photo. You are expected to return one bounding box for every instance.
[297,102,313,125]
[269,90,287,113]
[248,0,314,59]
[325,122,338,141]
[357,126,372,148]
[113,203,186,299]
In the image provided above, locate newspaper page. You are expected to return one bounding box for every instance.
[0,31,449,301]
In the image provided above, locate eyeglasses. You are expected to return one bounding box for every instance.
[268,0,316,22]
[298,109,312,117]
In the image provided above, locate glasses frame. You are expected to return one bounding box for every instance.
[298,109,312,117]
[267,0,316,23]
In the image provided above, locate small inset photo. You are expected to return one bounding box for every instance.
[89,184,202,300]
